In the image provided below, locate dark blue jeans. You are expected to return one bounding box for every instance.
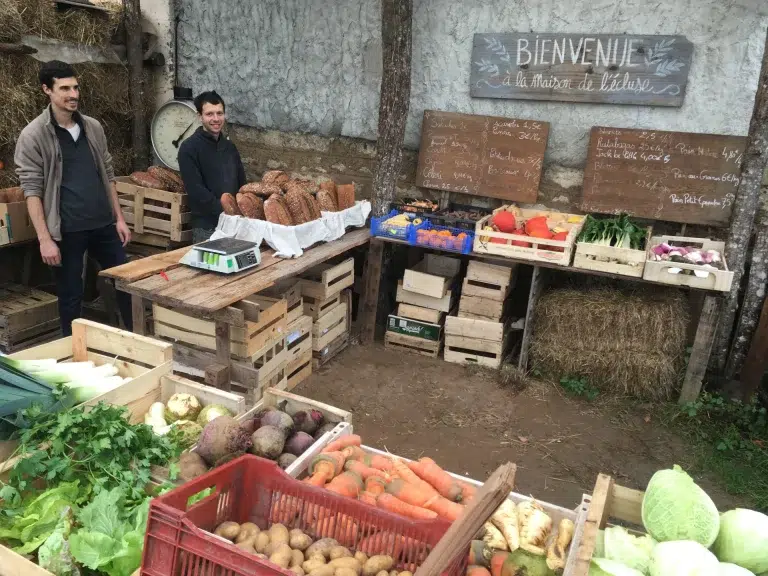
[55,224,132,336]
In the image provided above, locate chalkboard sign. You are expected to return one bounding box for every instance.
[471,33,693,107]
[416,110,549,202]
[582,127,747,226]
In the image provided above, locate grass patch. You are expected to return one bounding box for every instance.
[668,392,768,511]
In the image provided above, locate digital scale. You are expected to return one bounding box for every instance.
[183,238,261,274]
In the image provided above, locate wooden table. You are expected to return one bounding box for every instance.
[361,236,721,404]
[101,228,370,386]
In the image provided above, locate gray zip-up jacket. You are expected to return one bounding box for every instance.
[14,106,115,241]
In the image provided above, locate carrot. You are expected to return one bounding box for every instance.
[344,459,389,480]
[307,451,345,485]
[362,453,395,472]
[457,479,477,502]
[467,566,491,576]
[326,470,363,498]
[322,434,362,453]
[489,552,508,576]
[389,457,436,495]
[359,490,378,507]
[333,513,359,547]
[468,541,492,568]
[385,477,433,507]
[342,445,366,460]
[365,476,387,496]
[411,457,463,502]
[358,531,403,557]
[423,494,464,521]
[377,493,438,520]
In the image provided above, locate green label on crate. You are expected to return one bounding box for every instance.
[387,315,441,341]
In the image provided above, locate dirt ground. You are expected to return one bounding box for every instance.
[294,342,744,511]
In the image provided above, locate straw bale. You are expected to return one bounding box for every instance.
[0,2,24,43]
[7,0,122,47]
[529,286,689,400]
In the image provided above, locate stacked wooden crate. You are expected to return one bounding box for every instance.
[152,294,289,403]
[385,254,460,357]
[0,284,60,353]
[444,260,515,368]
[116,177,192,248]
[300,258,355,369]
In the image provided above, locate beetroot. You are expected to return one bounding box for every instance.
[277,453,297,469]
[196,416,252,466]
[314,422,336,440]
[293,409,323,435]
[260,409,294,437]
[284,431,314,456]
[249,425,285,459]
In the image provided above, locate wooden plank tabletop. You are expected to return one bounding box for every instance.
[100,229,370,315]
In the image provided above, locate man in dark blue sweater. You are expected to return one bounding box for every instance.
[178,91,246,242]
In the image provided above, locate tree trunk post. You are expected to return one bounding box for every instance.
[124,0,149,171]
[371,0,413,216]
[710,28,768,377]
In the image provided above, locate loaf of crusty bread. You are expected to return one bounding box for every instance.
[318,180,337,201]
[316,189,338,212]
[237,192,265,219]
[336,183,355,210]
[239,182,283,197]
[262,170,290,188]
[285,189,311,225]
[130,171,165,190]
[220,193,241,216]
[264,193,294,225]
[306,194,321,220]
[148,166,184,193]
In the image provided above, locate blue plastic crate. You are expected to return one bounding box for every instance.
[413,222,474,254]
[371,210,423,241]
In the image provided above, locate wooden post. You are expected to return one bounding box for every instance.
[371,0,413,216]
[131,294,147,335]
[518,265,544,370]
[214,319,232,390]
[711,28,768,376]
[360,238,385,345]
[123,0,149,171]
[679,295,721,404]
[739,291,768,399]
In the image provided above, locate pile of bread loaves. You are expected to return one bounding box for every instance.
[222,170,356,226]
[129,166,185,193]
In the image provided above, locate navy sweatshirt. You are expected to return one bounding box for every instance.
[178,127,246,230]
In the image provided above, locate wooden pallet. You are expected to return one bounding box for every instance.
[312,301,347,352]
[300,257,355,300]
[402,254,461,299]
[303,291,343,321]
[152,295,287,360]
[384,331,442,358]
[462,260,515,301]
[116,177,192,247]
[0,284,60,352]
[444,315,507,368]
[286,350,312,390]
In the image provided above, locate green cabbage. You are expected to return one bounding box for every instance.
[712,509,768,574]
[590,558,645,576]
[649,540,719,576]
[641,465,720,547]
[597,526,656,574]
[718,563,755,576]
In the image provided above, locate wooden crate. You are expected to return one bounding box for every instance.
[237,387,352,477]
[312,300,347,352]
[0,200,35,246]
[0,284,60,353]
[462,260,516,301]
[300,257,355,300]
[261,280,303,324]
[286,350,312,390]
[313,331,349,369]
[384,331,442,358]
[570,475,645,576]
[402,254,461,299]
[458,294,505,321]
[116,176,192,247]
[396,280,453,312]
[287,315,313,367]
[396,303,444,324]
[573,227,652,278]
[444,315,508,368]
[642,235,734,291]
[303,291,343,321]
[153,295,288,360]
[473,206,585,265]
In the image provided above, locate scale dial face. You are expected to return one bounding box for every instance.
[150,100,201,170]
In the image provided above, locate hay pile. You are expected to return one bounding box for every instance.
[530,286,690,400]
[0,1,137,186]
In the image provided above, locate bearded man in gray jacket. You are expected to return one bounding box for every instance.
[14,60,132,336]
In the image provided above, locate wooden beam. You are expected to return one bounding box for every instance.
[131,294,147,336]
[360,239,385,345]
[214,319,232,391]
[518,265,544,370]
[371,0,413,216]
[679,295,721,404]
[738,291,768,399]
[711,28,768,375]
[123,0,149,171]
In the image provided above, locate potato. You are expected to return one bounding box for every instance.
[236,522,261,543]
[377,571,389,576]
[235,540,256,553]
[330,546,352,560]
[303,558,327,574]
[308,553,327,564]
[399,572,414,576]
[264,542,276,557]
[329,557,362,575]
[337,569,359,576]
[255,553,268,559]
[291,549,305,568]
[269,523,290,547]
[290,529,313,551]
[354,552,368,565]
[305,538,340,559]
[308,566,336,576]
[214,521,240,541]
[289,567,305,576]
[270,543,293,568]
[254,532,271,554]
[363,556,395,576]
[389,571,397,576]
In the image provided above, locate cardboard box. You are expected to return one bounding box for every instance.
[387,314,442,341]
[0,202,35,246]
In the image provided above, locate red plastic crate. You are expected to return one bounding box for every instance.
[141,455,461,576]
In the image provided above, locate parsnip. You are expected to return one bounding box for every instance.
[518,501,552,557]
[482,521,508,550]
[546,518,575,572]
[490,499,519,551]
